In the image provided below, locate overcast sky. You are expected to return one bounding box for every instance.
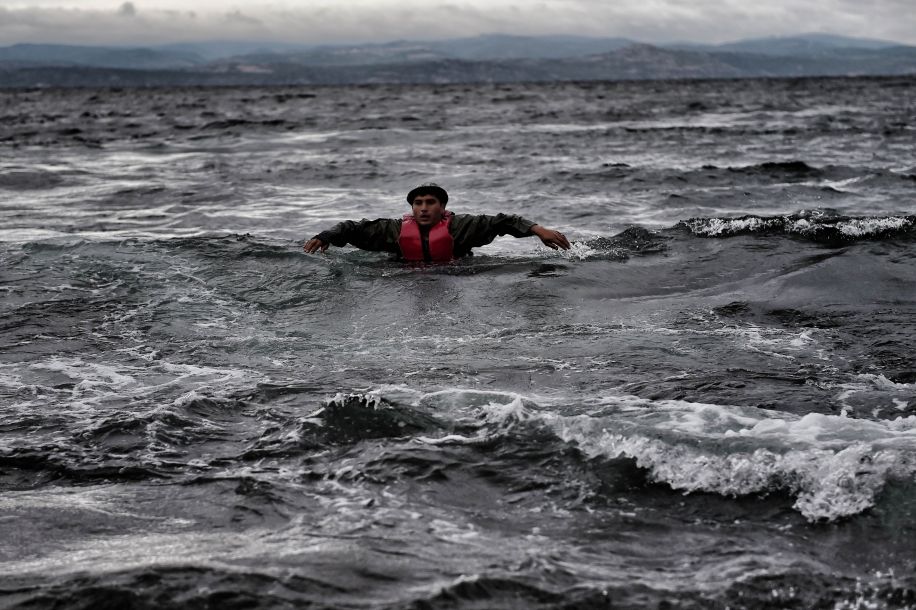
[1,0,914,47]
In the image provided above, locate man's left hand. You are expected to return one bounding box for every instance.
[531,225,571,250]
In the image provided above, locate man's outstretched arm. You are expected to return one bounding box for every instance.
[303,218,401,254]
[450,213,570,255]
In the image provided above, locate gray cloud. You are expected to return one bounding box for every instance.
[0,1,913,47]
[224,10,261,27]
[0,5,265,45]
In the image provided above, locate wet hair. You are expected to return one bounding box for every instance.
[406,183,448,206]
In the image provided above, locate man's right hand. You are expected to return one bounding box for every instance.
[303,238,329,253]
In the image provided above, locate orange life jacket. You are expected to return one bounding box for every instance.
[398,212,454,262]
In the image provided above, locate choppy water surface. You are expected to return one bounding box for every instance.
[1,76,915,609]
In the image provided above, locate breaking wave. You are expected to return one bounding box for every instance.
[680,211,916,243]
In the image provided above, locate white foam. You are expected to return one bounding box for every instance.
[171,389,210,408]
[640,321,822,362]
[549,397,916,521]
[0,486,171,522]
[12,356,258,426]
[0,228,72,242]
[33,358,137,391]
[807,216,911,237]
[687,215,913,239]
[835,374,916,418]
[563,241,602,260]
[399,387,916,522]
[688,217,779,236]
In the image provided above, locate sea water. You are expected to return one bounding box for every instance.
[1,76,915,608]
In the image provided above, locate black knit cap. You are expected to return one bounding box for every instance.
[406,183,448,206]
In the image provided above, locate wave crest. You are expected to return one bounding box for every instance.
[680,211,915,243]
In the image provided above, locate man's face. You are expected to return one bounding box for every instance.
[411,194,445,227]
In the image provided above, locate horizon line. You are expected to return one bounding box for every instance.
[2,30,913,50]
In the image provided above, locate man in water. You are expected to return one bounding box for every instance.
[303,184,570,262]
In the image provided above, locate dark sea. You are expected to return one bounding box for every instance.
[1,76,915,609]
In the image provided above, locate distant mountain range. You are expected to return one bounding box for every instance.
[1,33,914,88]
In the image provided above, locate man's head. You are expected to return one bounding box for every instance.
[407,184,448,207]
[407,183,448,227]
